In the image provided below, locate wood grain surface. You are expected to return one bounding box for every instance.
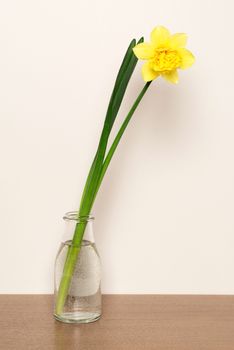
[0,295,234,350]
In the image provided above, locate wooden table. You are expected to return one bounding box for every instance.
[1,295,234,349]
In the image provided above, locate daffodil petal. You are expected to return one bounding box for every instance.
[169,33,187,49]
[162,70,179,84]
[178,48,195,69]
[150,26,170,48]
[133,43,155,60]
[142,63,160,82]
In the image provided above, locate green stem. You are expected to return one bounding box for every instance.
[55,82,151,315]
[55,222,85,315]
[93,81,151,202]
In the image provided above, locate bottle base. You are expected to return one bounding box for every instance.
[54,311,101,324]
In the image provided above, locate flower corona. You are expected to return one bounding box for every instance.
[133,26,195,83]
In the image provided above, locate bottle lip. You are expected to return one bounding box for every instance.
[61,239,91,247]
[63,211,94,222]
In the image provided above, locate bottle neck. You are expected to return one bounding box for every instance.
[62,212,95,243]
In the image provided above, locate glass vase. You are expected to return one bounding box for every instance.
[54,212,101,323]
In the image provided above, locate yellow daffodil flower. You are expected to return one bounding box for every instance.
[133,26,195,84]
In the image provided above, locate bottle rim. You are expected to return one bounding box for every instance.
[63,211,94,223]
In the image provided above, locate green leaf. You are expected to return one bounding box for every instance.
[78,38,140,215]
[106,37,144,131]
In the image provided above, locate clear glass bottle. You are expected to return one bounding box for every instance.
[54,212,101,323]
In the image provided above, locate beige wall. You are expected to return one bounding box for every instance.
[1,0,234,293]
